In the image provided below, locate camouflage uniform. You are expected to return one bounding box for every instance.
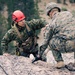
[1,19,47,58]
[40,11,75,62]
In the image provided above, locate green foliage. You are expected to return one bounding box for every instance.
[0,13,7,55]
[24,0,40,20]
[72,10,75,17]
[62,7,68,11]
[57,0,61,3]
[0,0,5,11]
[69,0,75,3]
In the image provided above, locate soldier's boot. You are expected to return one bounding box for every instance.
[65,62,75,71]
[64,52,75,71]
[55,61,65,69]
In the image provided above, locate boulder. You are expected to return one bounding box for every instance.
[0,55,75,75]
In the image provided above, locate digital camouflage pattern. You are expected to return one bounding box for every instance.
[1,19,47,57]
[40,11,75,62]
[46,2,61,16]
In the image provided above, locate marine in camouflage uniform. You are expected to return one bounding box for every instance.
[1,10,47,59]
[40,2,75,68]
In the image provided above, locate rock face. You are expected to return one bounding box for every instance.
[0,55,75,75]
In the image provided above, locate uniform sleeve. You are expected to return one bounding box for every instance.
[44,25,54,44]
[1,29,16,54]
[40,25,54,56]
[28,19,47,30]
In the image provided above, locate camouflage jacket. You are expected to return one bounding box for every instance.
[42,11,75,50]
[1,19,47,53]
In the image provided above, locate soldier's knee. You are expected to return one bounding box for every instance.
[66,40,75,49]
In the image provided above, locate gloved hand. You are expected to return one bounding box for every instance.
[32,56,42,63]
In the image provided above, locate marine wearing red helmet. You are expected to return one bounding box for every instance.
[12,10,26,22]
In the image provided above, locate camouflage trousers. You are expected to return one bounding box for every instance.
[49,37,75,62]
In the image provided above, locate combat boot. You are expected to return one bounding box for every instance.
[65,62,75,71]
[55,61,65,69]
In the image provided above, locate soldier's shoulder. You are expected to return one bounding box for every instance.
[7,28,15,34]
[25,19,40,26]
[26,19,39,23]
[59,11,72,16]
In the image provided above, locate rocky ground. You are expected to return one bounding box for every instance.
[0,55,75,75]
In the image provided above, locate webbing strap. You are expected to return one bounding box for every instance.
[14,24,22,40]
[13,23,31,41]
[25,22,31,32]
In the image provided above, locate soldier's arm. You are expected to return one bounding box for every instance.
[32,26,54,63]
[28,19,47,30]
[40,26,54,56]
[1,29,16,54]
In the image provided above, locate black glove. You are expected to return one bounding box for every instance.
[32,56,42,63]
[40,45,48,56]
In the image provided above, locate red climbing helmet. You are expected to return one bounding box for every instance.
[12,10,26,22]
